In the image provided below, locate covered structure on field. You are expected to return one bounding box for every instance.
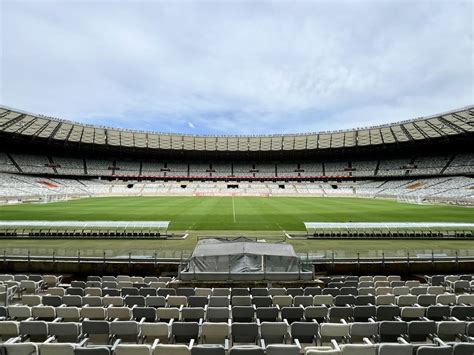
[180,237,313,281]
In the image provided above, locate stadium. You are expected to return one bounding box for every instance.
[1,1,474,354]
[0,103,473,354]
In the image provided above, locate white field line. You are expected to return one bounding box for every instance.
[232,196,236,223]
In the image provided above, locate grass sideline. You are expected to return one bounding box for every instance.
[0,232,473,258]
[0,196,472,231]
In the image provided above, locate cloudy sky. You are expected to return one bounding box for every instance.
[1,0,472,135]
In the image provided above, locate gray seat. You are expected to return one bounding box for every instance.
[181,307,205,322]
[157,288,176,297]
[293,296,313,307]
[408,321,436,343]
[48,321,81,342]
[376,305,400,321]
[1,342,39,355]
[355,295,375,305]
[426,306,450,321]
[63,295,83,307]
[232,296,253,306]
[353,305,376,322]
[82,320,110,345]
[229,345,264,355]
[19,320,48,342]
[280,307,303,323]
[349,322,379,343]
[191,345,225,355]
[256,307,279,322]
[232,306,255,322]
[75,347,111,355]
[451,306,474,320]
[304,306,327,323]
[110,321,139,343]
[334,295,355,306]
[145,296,166,308]
[231,323,259,344]
[266,344,300,355]
[252,296,272,308]
[416,346,452,355]
[188,296,209,308]
[304,287,321,296]
[209,296,230,307]
[67,287,85,296]
[43,295,62,307]
[177,288,195,297]
[207,307,230,322]
[379,321,408,342]
[139,288,157,297]
[328,306,352,323]
[133,307,156,322]
[377,343,412,355]
[124,296,145,307]
[171,322,199,343]
[260,322,288,344]
[290,321,318,344]
[232,288,250,297]
[453,343,474,355]
[250,288,268,297]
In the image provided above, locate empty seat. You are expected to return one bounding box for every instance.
[260,321,288,344]
[207,307,231,322]
[379,321,408,342]
[192,345,226,355]
[320,323,350,345]
[378,343,412,355]
[256,307,279,322]
[232,322,259,344]
[171,322,199,343]
[48,321,81,342]
[349,322,379,343]
[290,321,318,345]
[201,322,230,345]
[416,346,452,354]
[229,345,265,355]
[233,306,255,322]
[266,344,300,355]
[82,320,110,345]
[19,320,48,342]
[140,322,169,344]
[181,307,205,322]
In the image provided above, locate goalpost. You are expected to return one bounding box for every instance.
[397,194,425,205]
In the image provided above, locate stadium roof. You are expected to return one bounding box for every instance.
[0,105,472,153]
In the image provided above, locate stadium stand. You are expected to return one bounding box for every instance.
[1,173,472,204]
[0,273,473,354]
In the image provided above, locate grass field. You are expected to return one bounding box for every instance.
[0,196,472,231]
[0,196,472,257]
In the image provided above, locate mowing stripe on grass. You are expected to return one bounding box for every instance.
[232,195,236,223]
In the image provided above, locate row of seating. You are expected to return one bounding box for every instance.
[14,292,474,309]
[1,319,473,354]
[2,303,473,323]
[1,339,473,355]
[2,319,474,343]
[43,284,474,296]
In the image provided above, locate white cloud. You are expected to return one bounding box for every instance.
[1,0,472,135]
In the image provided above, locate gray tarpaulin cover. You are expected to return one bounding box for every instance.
[188,238,299,273]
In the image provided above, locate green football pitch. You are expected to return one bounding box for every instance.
[0,196,472,230]
[0,196,472,256]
